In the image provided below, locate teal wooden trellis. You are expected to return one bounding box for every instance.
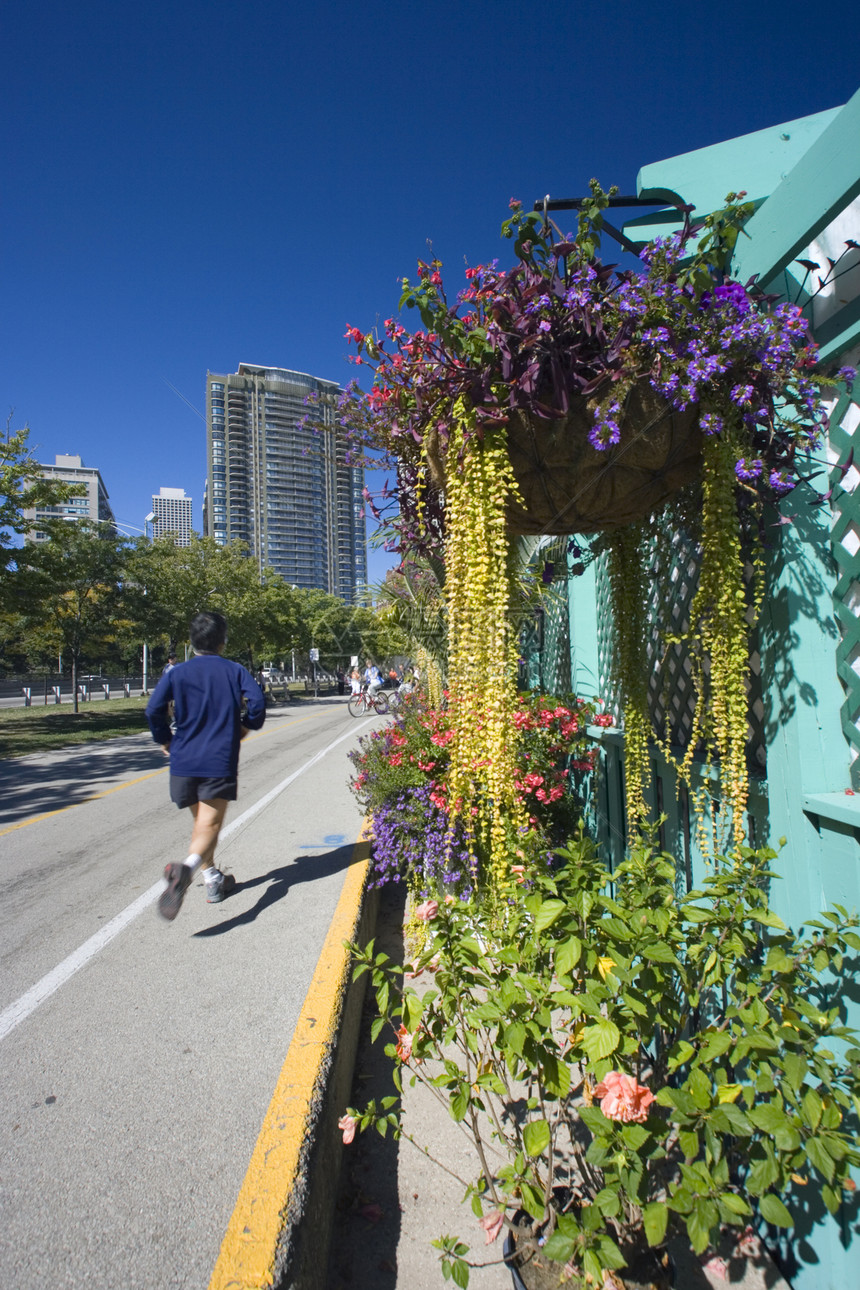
[536,90,860,1290]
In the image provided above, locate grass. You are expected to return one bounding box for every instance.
[0,696,152,760]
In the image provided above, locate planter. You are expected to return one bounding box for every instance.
[503,1225,674,1290]
[504,384,701,535]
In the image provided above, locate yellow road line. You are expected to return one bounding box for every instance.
[209,822,373,1290]
[0,711,329,839]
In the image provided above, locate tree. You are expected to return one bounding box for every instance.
[126,535,301,668]
[13,522,132,711]
[0,422,85,607]
[291,586,408,671]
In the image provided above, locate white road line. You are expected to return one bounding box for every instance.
[0,717,374,1043]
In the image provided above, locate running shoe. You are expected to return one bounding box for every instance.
[205,871,237,904]
[158,862,193,921]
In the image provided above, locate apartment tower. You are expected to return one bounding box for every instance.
[24,453,115,541]
[203,364,366,601]
[151,487,192,546]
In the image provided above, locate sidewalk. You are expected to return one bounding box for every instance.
[325,885,793,1290]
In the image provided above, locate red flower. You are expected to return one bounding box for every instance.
[395,1025,413,1062]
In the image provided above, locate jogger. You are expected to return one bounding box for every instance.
[145,611,266,920]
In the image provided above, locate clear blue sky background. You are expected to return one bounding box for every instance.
[4,0,858,586]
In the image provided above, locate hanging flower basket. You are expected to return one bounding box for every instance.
[304,186,849,862]
[504,385,701,535]
[321,185,834,556]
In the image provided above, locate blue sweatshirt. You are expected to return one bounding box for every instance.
[145,653,266,778]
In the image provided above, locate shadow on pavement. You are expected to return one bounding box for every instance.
[326,883,405,1290]
[0,736,166,826]
[192,842,357,938]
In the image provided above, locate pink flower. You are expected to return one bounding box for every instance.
[415,899,439,921]
[593,1071,655,1123]
[479,1210,505,1244]
[338,1114,358,1144]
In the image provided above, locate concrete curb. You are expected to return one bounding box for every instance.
[209,821,377,1290]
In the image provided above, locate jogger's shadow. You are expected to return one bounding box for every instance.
[192,843,355,937]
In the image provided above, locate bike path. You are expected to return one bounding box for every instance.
[0,702,380,1290]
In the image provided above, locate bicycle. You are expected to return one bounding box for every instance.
[347,685,390,717]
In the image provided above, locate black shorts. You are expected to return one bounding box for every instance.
[169,775,238,809]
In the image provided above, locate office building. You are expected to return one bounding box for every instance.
[151,487,192,546]
[203,363,367,601]
[24,453,115,541]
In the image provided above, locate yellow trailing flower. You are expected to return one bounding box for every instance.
[439,398,527,893]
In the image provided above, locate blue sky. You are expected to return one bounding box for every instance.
[4,0,859,586]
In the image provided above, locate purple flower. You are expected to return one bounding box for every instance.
[713,280,751,315]
[838,366,857,390]
[769,469,796,495]
[735,457,763,481]
[700,413,724,435]
[731,384,755,407]
[589,400,622,450]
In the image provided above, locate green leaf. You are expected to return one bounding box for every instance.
[759,1194,794,1228]
[679,1130,700,1159]
[710,1104,753,1136]
[450,1087,470,1122]
[523,1119,550,1158]
[688,1068,712,1110]
[747,1104,792,1135]
[668,1040,695,1071]
[621,1123,650,1150]
[686,1201,714,1254]
[581,1017,621,1061]
[642,941,677,963]
[720,1192,752,1216]
[403,993,423,1030]
[806,1136,836,1183]
[521,1182,546,1221]
[534,898,566,934]
[750,908,788,931]
[643,1201,668,1247]
[803,1087,823,1132]
[822,1183,841,1215]
[782,1053,808,1092]
[506,1021,526,1056]
[594,1188,621,1218]
[700,1031,734,1061]
[451,1258,470,1289]
[542,1231,576,1262]
[747,1153,780,1194]
[555,936,583,975]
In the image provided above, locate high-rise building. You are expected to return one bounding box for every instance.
[151,487,192,546]
[24,453,115,541]
[203,364,367,601]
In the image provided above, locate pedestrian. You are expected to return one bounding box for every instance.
[146,610,266,920]
[162,650,177,675]
[336,666,346,696]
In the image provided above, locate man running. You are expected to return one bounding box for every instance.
[146,610,265,920]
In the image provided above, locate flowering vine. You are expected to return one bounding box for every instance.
[443,399,527,890]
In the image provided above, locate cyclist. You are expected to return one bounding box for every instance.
[363,659,382,698]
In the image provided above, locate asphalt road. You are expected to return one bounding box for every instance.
[0,699,380,1290]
